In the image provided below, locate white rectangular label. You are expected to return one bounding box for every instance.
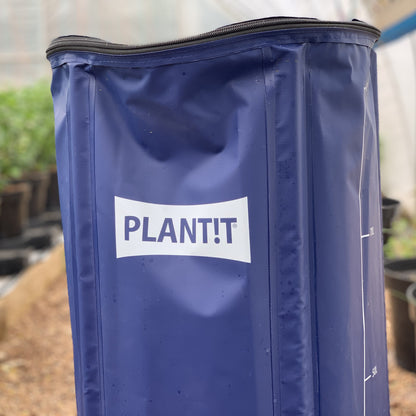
[115,196,251,263]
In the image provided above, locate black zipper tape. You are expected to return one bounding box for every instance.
[46,17,381,58]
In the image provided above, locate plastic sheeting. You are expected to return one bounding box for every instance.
[48,19,389,415]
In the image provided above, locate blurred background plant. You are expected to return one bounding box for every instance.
[384,215,416,259]
[0,80,55,193]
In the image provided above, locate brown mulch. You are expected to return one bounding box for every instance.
[0,275,76,416]
[0,274,415,415]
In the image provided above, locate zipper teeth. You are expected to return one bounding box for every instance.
[46,18,380,57]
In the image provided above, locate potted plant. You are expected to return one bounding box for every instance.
[13,81,55,218]
[0,87,32,238]
[384,217,416,372]
[382,196,400,244]
[28,81,59,210]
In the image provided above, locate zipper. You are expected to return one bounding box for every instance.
[46,17,380,58]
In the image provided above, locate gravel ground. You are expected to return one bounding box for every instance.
[0,273,415,415]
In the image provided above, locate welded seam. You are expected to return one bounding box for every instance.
[87,68,106,416]
[305,43,321,415]
[359,80,370,416]
[66,67,84,415]
[261,46,277,416]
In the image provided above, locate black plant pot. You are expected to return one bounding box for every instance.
[0,183,31,238]
[382,197,400,245]
[0,248,30,276]
[385,258,416,372]
[407,282,416,363]
[14,171,51,218]
[46,166,60,210]
[407,282,416,322]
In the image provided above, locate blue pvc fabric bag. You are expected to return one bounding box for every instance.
[47,17,389,416]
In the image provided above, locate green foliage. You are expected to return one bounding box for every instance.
[0,80,55,193]
[384,216,416,259]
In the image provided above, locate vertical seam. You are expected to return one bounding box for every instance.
[66,66,85,415]
[359,78,369,416]
[87,67,106,415]
[305,43,321,415]
[261,46,277,416]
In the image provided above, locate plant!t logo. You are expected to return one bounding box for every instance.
[114,196,251,263]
